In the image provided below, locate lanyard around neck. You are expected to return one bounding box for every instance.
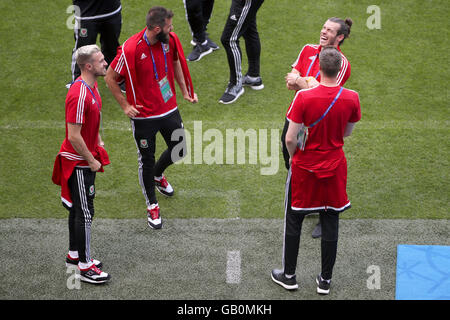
[309,87,344,128]
[144,32,168,82]
[306,54,320,79]
[73,79,100,111]
[72,79,103,136]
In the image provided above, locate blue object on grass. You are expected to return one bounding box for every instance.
[396,244,450,300]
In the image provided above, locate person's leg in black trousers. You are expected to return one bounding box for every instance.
[219,0,264,104]
[319,211,339,280]
[131,119,159,208]
[154,111,186,177]
[99,14,122,67]
[67,168,96,264]
[71,19,99,82]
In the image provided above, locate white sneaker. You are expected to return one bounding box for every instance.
[154,175,174,197]
[79,264,111,284]
[147,203,162,229]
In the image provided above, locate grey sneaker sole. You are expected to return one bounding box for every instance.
[187,47,213,62]
[191,39,219,50]
[243,83,264,90]
[79,275,111,284]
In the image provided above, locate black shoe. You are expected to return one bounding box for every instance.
[219,83,244,104]
[187,43,213,62]
[271,269,298,290]
[79,264,111,284]
[205,37,219,51]
[316,274,331,295]
[191,34,219,51]
[242,74,264,90]
[312,222,322,238]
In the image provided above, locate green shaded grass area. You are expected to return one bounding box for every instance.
[0,0,448,220]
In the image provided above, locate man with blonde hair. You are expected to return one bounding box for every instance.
[53,44,111,284]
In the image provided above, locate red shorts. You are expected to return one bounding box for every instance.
[290,158,350,213]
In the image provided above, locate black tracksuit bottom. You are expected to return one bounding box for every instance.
[283,169,340,280]
[66,167,96,264]
[71,13,122,81]
[221,0,264,85]
[184,0,215,44]
[130,110,186,207]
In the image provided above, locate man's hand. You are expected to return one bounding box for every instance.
[305,76,319,88]
[123,104,143,118]
[88,158,102,172]
[184,92,198,103]
[286,72,307,90]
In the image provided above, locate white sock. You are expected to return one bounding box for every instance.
[68,251,78,259]
[154,175,163,180]
[285,274,295,279]
[78,260,93,270]
[321,275,331,283]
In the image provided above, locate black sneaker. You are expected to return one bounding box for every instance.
[79,264,111,284]
[312,222,322,238]
[205,37,219,51]
[316,274,331,295]
[271,269,298,290]
[242,74,264,90]
[191,34,219,51]
[66,255,103,269]
[219,83,244,104]
[187,43,213,62]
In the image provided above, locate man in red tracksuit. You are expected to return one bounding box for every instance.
[271,46,361,295]
[53,44,111,284]
[105,6,198,230]
[282,17,353,239]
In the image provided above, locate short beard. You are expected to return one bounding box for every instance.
[156,31,169,44]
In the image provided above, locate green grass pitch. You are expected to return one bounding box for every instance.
[0,0,448,220]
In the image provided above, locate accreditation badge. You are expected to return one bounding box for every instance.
[159,76,173,103]
[297,124,309,151]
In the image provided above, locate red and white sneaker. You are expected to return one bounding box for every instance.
[147,203,162,229]
[154,175,174,197]
[79,264,111,284]
[65,254,102,269]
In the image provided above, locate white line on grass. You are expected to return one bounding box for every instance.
[1,120,449,130]
[226,250,241,284]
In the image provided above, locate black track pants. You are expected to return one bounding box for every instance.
[67,167,96,263]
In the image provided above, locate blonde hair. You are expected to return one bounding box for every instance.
[75,44,101,70]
